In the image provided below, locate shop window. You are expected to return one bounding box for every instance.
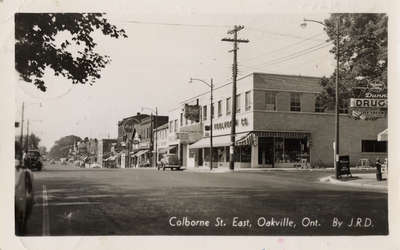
[284,138,302,163]
[204,147,218,162]
[217,147,224,162]
[236,94,241,113]
[203,106,207,121]
[274,137,284,163]
[240,145,251,163]
[361,140,387,153]
[218,100,222,117]
[225,146,230,162]
[290,93,301,112]
[245,91,252,111]
[226,97,232,115]
[265,92,276,111]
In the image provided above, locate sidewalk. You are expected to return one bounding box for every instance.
[184,166,336,173]
[319,173,387,191]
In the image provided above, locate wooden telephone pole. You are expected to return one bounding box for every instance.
[222,25,249,171]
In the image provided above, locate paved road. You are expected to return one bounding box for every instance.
[24,164,388,236]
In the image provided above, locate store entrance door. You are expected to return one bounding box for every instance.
[198,148,203,166]
[258,137,274,168]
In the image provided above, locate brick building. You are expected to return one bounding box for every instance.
[167,72,387,169]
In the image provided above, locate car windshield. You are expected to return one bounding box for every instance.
[27,151,40,157]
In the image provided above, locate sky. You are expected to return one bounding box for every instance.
[14,12,336,150]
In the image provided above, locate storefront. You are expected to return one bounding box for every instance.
[169,72,387,169]
[188,131,310,169]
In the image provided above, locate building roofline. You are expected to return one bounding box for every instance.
[169,72,254,112]
[169,72,323,112]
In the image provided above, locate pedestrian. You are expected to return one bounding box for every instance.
[375,158,382,181]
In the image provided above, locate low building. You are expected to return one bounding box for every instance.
[168,72,387,169]
[117,113,150,168]
[153,123,169,163]
[97,139,117,168]
[131,115,168,167]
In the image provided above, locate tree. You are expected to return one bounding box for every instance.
[16,133,41,150]
[48,135,82,160]
[15,13,128,91]
[318,13,387,111]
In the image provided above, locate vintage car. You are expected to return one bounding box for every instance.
[24,150,43,171]
[158,154,182,171]
[15,142,34,235]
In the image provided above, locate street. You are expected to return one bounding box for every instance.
[25,163,388,236]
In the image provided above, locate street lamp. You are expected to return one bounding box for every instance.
[301,17,341,178]
[141,106,158,168]
[189,78,214,170]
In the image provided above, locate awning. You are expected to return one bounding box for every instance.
[377,129,388,141]
[168,145,177,151]
[236,132,256,146]
[132,150,149,157]
[104,155,117,161]
[254,131,310,139]
[189,135,232,149]
[158,147,168,154]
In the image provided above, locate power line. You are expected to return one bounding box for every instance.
[240,50,328,76]
[240,32,325,64]
[121,19,326,42]
[122,20,230,28]
[246,27,326,42]
[243,41,330,69]
[239,43,331,75]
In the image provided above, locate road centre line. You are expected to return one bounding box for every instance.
[42,185,50,236]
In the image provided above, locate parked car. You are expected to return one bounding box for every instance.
[15,142,34,235]
[158,154,182,171]
[24,150,43,171]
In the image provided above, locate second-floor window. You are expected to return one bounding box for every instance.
[169,121,173,132]
[290,93,301,112]
[245,91,251,111]
[236,94,241,113]
[218,100,222,117]
[315,96,325,112]
[265,92,276,111]
[226,97,231,115]
[180,113,183,126]
[211,103,215,119]
[203,105,207,121]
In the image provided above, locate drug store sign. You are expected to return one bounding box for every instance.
[349,90,387,120]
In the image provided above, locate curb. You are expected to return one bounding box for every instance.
[184,167,334,173]
[319,175,387,191]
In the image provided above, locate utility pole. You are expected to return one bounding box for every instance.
[26,120,30,152]
[334,17,340,178]
[209,79,214,170]
[20,102,24,161]
[155,107,158,168]
[222,25,249,171]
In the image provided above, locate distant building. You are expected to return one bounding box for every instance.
[131,115,168,167]
[97,139,117,168]
[153,123,169,163]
